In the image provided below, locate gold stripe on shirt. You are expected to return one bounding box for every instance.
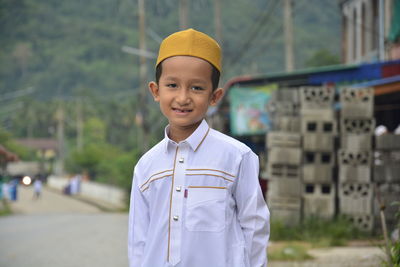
[194,127,210,152]
[188,186,227,189]
[186,173,234,183]
[140,174,172,192]
[167,146,179,262]
[140,169,173,189]
[186,168,236,178]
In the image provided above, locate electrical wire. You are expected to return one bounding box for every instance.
[227,0,280,68]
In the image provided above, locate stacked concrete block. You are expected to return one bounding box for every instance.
[339,182,374,231]
[374,134,400,228]
[300,86,335,119]
[302,117,337,151]
[266,132,302,224]
[338,150,372,183]
[303,183,335,219]
[303,151,335,184]
[339,183,373,214]
[267,195,302,226]
[339,87,374,231]
[299,86,337,219]
[340,87,374,118]
[267,88,300,132]
[346,214,374,232]
[376,134,400,150]
[340,117,375,150]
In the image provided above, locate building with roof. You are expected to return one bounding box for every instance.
[339,0,400,63]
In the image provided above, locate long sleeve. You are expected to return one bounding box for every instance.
[234,151,270,267]
[128,168,150,267]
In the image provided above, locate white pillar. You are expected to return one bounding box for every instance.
[344,5,354,63]
[355,1,363,62]
[365,0,373,59]
[379,0,385,61]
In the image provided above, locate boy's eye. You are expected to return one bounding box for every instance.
[191,86,204,91]
[166,83,177,88]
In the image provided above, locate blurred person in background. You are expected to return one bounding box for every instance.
[33,176,43,200]
[1,177,10,200]
[9,178,18,201]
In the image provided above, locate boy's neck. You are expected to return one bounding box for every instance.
[168,121,202,143]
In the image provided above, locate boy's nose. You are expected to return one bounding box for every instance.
[176,89,190,105]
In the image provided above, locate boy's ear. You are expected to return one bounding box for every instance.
[210,87,224,106]
[148,81,160,102]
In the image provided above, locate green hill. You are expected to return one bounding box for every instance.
[1,0,341,99]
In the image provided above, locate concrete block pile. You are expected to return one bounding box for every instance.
[338,87,375,231]
[265,86,399,232]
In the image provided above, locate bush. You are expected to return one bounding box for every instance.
[66,142,140,191]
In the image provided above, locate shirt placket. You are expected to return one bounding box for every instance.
[169,142,189,266]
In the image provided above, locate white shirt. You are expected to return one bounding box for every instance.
[34,179,42,193]
[128,119,270,267]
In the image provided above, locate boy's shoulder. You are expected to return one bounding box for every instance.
[135,138,166,167]
[207,128,253,156]
[133,127,256,179]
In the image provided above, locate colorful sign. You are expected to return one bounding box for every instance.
[229,85,277,136]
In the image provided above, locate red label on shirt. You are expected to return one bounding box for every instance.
[184,189,188,198]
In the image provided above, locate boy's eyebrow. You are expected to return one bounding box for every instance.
[163,76,178,81]
[188,78,208,84]
[162,76,207,84]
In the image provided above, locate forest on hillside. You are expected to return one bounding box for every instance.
[0,0,342,189]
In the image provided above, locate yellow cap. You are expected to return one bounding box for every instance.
[156,28,222,72]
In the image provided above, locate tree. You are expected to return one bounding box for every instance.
[305,49,341,68]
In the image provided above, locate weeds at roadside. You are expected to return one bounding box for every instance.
[271,216,373,247]
[269,242,313,261]
[381,201,400,267]
[0,199,11,216]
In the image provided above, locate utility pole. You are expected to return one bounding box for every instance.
[283,0,294,72]
[76,98,83,151]
[214,0,222,46]
[137,0,149,153]
[55,103,65,175]
[378,0,385,61]
[179,0,189,30]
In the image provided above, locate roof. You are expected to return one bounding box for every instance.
[16,138,59,151]
[351,75,400,96]
[0,145,19,162]
[223,59,400,93]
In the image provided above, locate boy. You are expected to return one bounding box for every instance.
[128,28,270,267]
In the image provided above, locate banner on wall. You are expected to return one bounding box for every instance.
[228,85,277,136]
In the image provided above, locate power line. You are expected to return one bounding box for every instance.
[228,0,280,68]
[244,0,306,63]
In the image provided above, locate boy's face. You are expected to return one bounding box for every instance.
[149,56,223,136]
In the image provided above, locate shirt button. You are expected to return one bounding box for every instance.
[176,186,182,192]
[179,158,184,163]
[173,215,179,221]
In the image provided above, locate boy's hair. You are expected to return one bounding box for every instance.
[155,60,220,91]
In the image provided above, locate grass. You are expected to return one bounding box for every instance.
[0,199,12,216]
[269,241,313,261]
[268,216,377,262]
[271,216,374,247]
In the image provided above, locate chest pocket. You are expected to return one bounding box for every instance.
[185,186,226,232]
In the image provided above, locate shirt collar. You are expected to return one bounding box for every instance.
[163,119,210,153]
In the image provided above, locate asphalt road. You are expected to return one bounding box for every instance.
[0,186,129,267]
[0,186,385,267]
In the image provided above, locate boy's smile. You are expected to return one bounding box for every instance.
[149,56,223,142]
